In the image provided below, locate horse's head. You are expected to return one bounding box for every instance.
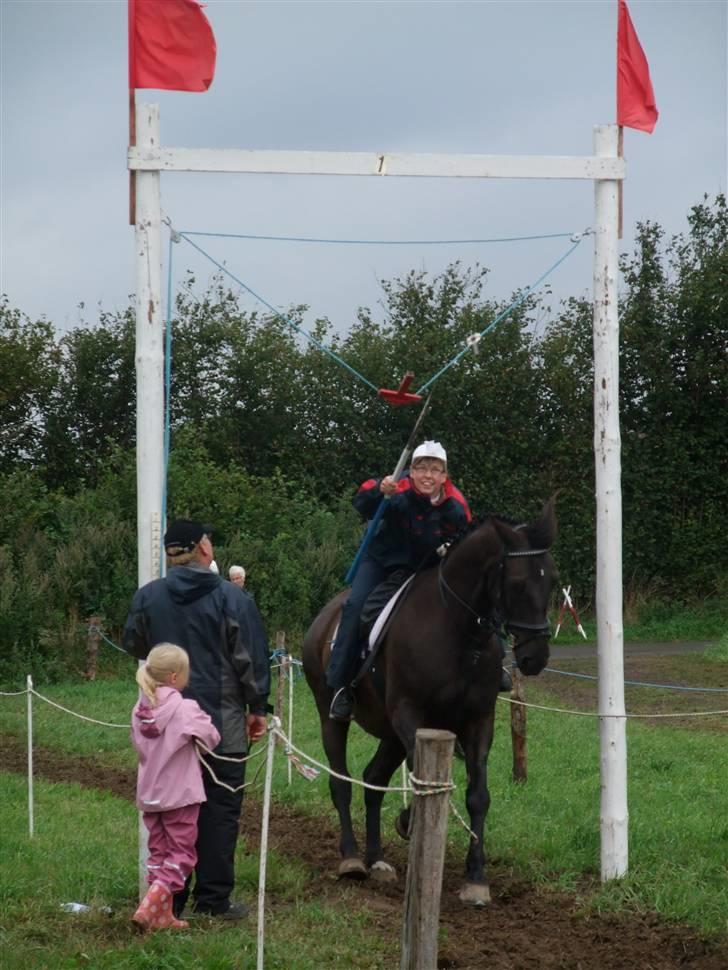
[493,497,558,676]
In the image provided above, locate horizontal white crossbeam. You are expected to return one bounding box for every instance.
[128,147,624,181]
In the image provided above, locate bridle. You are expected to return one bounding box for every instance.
[437,546,552,647]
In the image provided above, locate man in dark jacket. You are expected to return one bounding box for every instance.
[327,441,472,721]
[123,519,270,919]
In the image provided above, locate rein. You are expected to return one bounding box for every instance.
[437,545,551,646]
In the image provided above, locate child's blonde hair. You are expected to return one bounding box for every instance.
[135,643,190,706]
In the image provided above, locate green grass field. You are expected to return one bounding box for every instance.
[1,647,727,969]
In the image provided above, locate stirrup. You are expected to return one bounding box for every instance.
[329,686,354,721]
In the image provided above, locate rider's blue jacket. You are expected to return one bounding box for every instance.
[354,474,471,572]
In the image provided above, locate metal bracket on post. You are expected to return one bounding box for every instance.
[151,510,162,580]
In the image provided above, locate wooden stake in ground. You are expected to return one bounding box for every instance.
[400,728,455,970]
[85,617,101,682]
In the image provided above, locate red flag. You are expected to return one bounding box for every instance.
[129,0,217,92]
[617,0,658,133]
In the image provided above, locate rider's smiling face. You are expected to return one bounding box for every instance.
[410,460,446,497]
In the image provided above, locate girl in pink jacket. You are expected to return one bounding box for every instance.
[130,643,220,932]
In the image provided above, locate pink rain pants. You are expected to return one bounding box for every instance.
[142,803,200,893]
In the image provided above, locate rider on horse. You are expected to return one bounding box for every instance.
[327,440,512,721]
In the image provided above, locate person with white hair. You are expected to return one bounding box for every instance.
[228,565,246,588]
[327,441,472,721]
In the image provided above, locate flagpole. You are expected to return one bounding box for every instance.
[128,0,137,226]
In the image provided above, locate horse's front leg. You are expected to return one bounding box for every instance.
[459,714,495,906]
[362,733,406,883]
[321,717,367,879]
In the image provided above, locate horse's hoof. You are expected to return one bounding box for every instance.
[338,857,368,880]
[459,882,491,907]
[369,860,397,884]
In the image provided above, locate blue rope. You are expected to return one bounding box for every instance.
[178,229,576,246]
[544,666,728,693]
[176,230,584,400]
[416,235,584,395]
[177,233,378,393]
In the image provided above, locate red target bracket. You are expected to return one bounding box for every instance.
[377,372,422,407]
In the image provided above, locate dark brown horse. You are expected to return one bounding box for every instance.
[302,499,557,905]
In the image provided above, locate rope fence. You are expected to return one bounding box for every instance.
[2,657,725,967]
[5,663,725,842]
[543,665,728,693]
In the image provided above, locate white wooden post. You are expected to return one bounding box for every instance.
[134,101,165,895]
[134,102,165,590]
[27,675,34,838]
[257,723,278,970]
[286,656,293,786]
[593,124,628,880]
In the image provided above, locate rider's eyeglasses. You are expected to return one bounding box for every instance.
[412,463,446,475]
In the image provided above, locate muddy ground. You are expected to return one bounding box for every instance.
[2,650,727,969]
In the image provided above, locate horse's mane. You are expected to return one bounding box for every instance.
[444,503,557,558]
[440,512,520,558]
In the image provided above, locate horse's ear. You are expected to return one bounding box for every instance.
[524,494,558,548]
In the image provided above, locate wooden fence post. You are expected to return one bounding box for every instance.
[510,665,527,783]
[400,728,455,970]
[85,616,101,681]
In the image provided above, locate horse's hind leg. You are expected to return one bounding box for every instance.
[321,717,367,880]
[362,734,405,882]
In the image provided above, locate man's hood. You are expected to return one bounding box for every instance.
[165,564,222,604]
[135,686,183,737]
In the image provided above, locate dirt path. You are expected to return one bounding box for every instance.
[1,731,727,970]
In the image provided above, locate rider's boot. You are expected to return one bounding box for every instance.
[329,685,354,721]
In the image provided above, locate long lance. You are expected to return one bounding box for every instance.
[344,394,432,586]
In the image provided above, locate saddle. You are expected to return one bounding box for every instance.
[352,569,415,685]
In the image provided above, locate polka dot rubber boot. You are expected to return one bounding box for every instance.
[132,881,189,932]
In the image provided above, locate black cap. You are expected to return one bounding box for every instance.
[164,520,212,554]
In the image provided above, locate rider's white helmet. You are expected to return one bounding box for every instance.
[411,440,447,469]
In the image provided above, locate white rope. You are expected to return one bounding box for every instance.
[195,745,267,794]
[497,694,728,719]
[271,725,454,796]
[449,799,478,842]
[194,739,267,764]
[30,689,128,728]
[408,773,456,795]
[271,725,407,792]
[0,688,28,696]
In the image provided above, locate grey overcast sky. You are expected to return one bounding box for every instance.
[1,0,726,338]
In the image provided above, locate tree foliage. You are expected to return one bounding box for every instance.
[0,196,725,681]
